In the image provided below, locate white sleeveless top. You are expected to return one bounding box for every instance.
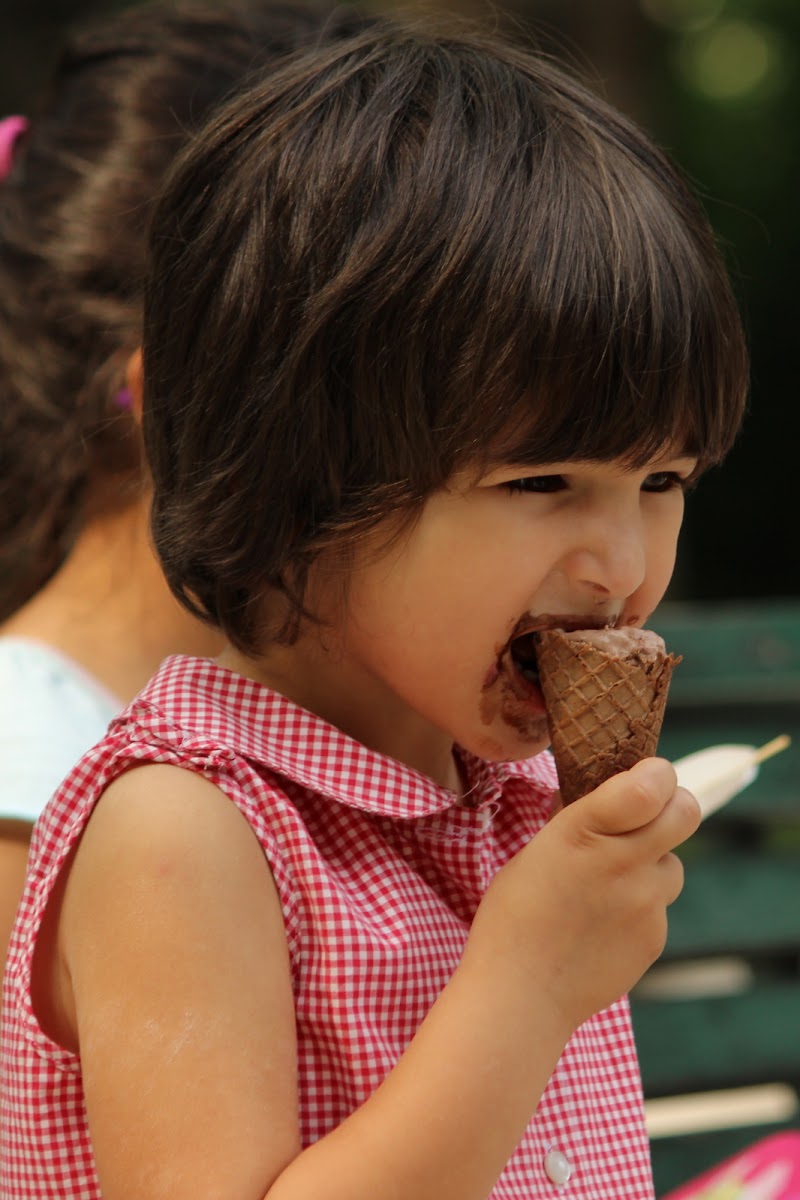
[0,637,121,823]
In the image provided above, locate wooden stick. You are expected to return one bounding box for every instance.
[754,734,791,765]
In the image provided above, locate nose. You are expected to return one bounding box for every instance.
[564,508,648,603]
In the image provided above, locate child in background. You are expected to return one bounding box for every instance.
[0,0,371,960]
[2,22,748,1200]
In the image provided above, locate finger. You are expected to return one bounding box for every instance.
[572,758,678,837]
[658,850,686,908]
[639,785,701,859]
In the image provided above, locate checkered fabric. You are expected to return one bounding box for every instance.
[1,655,655,1198]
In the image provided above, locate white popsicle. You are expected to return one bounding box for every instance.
[673,735,790,820]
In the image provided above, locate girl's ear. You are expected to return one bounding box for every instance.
[124,348,144,423]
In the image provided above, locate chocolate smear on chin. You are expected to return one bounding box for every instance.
[478,673,550,740]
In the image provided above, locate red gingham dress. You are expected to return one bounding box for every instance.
[1,655,655,1198]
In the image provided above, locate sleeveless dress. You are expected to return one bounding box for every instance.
[1,654,655,1198]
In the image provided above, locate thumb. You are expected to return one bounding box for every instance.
[569,757,678,837]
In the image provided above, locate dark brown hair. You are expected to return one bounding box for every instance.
[143,22,749,653]
[0,0,374,619]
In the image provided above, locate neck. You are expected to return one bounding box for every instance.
[1,496,222,704]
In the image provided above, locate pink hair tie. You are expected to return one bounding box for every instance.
[0,115,29,181]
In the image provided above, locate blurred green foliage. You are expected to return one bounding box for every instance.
[633,0,800,604]
[1,0,797,601]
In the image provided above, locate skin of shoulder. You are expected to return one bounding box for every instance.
[35,763,300,1199]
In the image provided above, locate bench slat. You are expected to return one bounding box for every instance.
[632,981,800,1096]
[655,602,800,704]
[663,851,800,959]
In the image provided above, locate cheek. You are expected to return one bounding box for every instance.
[344,548,463,655]
[640,509,684,606]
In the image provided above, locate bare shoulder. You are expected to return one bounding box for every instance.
[79,760,250,850]
[57,763,269,950]
[61,761,280,975]
[73,763,257,859]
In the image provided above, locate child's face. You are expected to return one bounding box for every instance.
[328,448,696,769]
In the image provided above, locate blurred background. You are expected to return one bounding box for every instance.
[1,0,798,603]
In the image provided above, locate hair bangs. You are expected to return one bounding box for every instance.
[440,62,749,479]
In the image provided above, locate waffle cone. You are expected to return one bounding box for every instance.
[536,628,679,804]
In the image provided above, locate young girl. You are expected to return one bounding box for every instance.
[1,22,748,1200]
[0,0,372,960]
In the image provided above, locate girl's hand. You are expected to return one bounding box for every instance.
[467,758,700,1030]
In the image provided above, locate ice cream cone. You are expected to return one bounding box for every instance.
[535,626,679,804]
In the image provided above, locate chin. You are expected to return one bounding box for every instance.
[467,720,551,765]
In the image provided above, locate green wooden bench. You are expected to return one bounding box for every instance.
[628,600,800,1195]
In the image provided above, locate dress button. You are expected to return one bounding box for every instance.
[544,1148,573,1187]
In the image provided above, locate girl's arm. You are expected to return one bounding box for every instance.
[50,758,696,1200]
[0,822,31,964]
[48,765,301,1197]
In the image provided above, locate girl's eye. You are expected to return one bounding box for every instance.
[641,471,691,494]
[503,475,567,495]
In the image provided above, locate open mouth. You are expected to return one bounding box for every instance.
[500,613,620,700]
[509,631,540,688]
